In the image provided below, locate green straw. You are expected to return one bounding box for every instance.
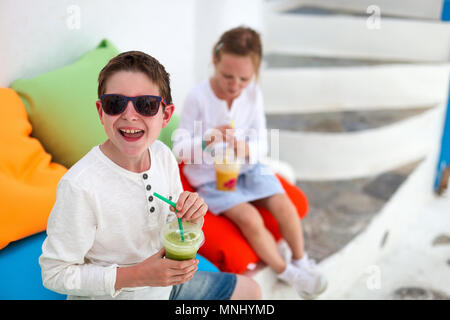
[153,192,185,242]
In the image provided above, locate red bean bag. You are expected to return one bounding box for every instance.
[178,163,308,274]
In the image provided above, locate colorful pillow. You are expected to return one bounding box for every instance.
[178,163,308,274]
[10,39,119,168]
[0,88,67,249]
[0,232,66,299]
[158,113,180,150]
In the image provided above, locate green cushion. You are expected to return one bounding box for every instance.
[158,113,179,150]
[10,40,119,168]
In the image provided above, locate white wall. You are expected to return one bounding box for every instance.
[0,0,197,112]
[0,0,263,114]
[194,0,263,84]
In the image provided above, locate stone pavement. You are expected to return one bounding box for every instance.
[266,108,430,133]
[296,160,420,263]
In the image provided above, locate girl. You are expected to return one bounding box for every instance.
[173,27,327,299]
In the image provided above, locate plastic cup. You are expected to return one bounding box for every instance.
[215,147,240,191]
[161,220,204,261]
[215,161,240,191]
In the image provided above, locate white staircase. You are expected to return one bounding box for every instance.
[254,0,450,299]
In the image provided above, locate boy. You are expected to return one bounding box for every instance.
[39,51,261,300]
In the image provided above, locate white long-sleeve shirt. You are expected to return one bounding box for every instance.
[39,141,183,299]
[172,80,268,187]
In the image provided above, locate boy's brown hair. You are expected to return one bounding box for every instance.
[213,26,263,78]
[98,51,172,105]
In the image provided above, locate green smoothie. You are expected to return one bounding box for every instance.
[161,221,204,261]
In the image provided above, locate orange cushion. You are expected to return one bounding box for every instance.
[179,163,308,274]
[0,88,67,249]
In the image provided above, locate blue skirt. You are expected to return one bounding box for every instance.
[196,163,284,215]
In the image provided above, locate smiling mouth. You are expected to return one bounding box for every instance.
[119,128,145,140]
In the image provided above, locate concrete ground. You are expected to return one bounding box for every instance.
[342,192,450,300]
[250,191,450,300]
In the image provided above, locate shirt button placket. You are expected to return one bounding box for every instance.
[143,173,153,215]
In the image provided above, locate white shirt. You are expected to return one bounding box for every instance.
[172,80,268,187]
[39,141,183,300]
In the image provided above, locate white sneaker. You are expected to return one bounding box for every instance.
[278,262,328,300]
[292,255,328,300]
[277,239,292,263]
[291,267,327,300]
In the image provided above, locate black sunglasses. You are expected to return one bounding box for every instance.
[100,94,167,116]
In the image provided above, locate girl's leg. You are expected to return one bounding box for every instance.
[230,275,262,300]
[251,193,305,260]
[223,202,286,274]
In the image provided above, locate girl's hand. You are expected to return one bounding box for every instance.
[170,191,207,223]
[233,138,250,160]
[205,124,235,147]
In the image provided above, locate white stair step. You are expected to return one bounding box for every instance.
[260,62,450,113]
[269,103,446,180]
[262,11,450,63]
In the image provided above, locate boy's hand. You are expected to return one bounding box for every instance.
[170,191,207,223]
[117,248,198,289]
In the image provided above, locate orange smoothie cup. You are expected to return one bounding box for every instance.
[215,160,240,191]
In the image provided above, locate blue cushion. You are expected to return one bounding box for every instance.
[0,232,218,300]
[0,232,66,300]
[196,254,219,273]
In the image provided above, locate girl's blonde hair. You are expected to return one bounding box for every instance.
[213,26,263,78]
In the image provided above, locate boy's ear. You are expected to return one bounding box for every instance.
[96,100,105,125]
[162,104,175,128]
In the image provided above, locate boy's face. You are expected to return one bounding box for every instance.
[96,71,174,159]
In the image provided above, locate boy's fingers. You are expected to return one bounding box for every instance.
[182,200,205,221]
[167,259,198,271]
[175,192,190,214]
[181,196,202,218]
[177,192,199,216]
[188,203,208,221]
[169,260,198,276]
[171,267,197,286]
